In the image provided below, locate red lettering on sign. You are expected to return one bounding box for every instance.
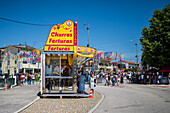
[47,46,72,51]
[51,32,72,37]
[48,38,72,44]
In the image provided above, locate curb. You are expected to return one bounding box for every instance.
[14,96,40,113]
[0,87,5,90]
[88,91,105,113]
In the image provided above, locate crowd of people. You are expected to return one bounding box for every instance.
[104,72,124,87]
[101,71,170,86]
[126,72,170,85]
[17,73,41,86]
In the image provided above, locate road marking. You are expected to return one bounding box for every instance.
[88,91,104,113]
[14,96,40,113]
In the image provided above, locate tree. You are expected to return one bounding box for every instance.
[140,3,170,69]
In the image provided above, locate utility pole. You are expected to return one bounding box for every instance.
[130,40,139,74]
[84,23,90,47]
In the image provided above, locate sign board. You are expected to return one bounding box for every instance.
[44,20,77,52]
[44,46,73,51]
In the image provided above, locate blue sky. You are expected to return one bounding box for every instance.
[0,0,169,62]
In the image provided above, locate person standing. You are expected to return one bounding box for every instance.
[89,74,95,95]
[32,74,35,85]
[21,73,25,85]
[120,74,124,84]
[108,73,111,86]
[27,74,31,85]
[111,75,116,86]
[115,74,119,86]
[105,74,108,86]
[79,71,85,94]
[141,74,144,84]
[4,74,8,90]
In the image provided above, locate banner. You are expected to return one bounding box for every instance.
[96,51,125,62]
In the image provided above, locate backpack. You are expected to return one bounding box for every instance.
[112,77,115,82]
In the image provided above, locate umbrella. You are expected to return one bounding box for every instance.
[159,66,170,72]
[145,69,158,73]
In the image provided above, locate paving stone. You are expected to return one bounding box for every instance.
[20,91,102,113]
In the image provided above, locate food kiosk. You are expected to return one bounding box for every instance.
[40,20,96,97]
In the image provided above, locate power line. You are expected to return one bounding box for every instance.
[0,16,54,26]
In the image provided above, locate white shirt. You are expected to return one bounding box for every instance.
[141,74,144,79]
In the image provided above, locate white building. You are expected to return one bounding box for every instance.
[121,61,138,69]
[0,44,41,75]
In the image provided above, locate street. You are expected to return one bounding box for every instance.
[94,83,170,113]
[0,84,39,113]
[0,82,170,113]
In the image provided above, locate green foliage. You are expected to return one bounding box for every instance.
[140,3,170,69]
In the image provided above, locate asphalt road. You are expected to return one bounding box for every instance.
[0,84,40,113]
[94,83,170,113]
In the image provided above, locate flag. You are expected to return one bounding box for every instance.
[121,54,125,59]
[118,53,121,61]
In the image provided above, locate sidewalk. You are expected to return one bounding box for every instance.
[0,84,40,113]
[20,85,102,113]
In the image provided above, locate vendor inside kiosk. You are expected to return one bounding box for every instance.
[41,20,96,96]
[45,53,74,92]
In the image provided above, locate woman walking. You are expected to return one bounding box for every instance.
[79,71,85,94]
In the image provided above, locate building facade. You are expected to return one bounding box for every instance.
[98,60,137,72]
[0,44,41,75]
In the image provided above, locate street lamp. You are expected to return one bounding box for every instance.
[84,23,90,47]
[130,40,139,74]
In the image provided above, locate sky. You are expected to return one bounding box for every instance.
[0,0,169,63]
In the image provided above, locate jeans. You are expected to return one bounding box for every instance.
[112,81,115,86]
[105,80,108,86]
[32,79,35,84]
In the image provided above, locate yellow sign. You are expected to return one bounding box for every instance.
[74,46,96,54]
[44,46,73,51]
[45,20,74,46]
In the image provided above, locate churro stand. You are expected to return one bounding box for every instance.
[40,20,96,97]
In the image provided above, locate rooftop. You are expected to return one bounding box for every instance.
[123,61,136,64]
[0,44,36,51]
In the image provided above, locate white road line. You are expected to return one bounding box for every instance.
[88,91,105,113]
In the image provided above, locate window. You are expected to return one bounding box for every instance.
[45,54,73,76]
[45,54,74,92]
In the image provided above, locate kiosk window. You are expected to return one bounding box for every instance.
[45,54,73,77]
